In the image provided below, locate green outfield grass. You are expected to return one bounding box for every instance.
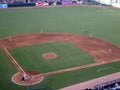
[0,6,120,90]
[0,6,120,45]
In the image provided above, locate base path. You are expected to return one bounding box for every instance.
[0,41,26,75]
[1,32,120,63]
[0,40,44,86]
[0,32,120,86]
[12,71,44,86]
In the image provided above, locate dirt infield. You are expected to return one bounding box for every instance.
[1,32,120,63]
[0,32,120,86]
[12,71,44,86]
[42,52,58,59]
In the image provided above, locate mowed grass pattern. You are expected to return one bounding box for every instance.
[10,42,94,73]
[0,6,120,45]
[0,6,120,90]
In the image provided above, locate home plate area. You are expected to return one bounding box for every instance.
[12,71,44,86]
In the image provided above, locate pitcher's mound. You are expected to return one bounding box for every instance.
[42,52,58,59]
[12,71,44,86]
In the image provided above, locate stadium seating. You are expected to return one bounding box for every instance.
[85,79,120,90]
[0,0,38,4]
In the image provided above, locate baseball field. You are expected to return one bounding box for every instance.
[0,5,120,90]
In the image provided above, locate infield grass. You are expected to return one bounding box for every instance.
[0,6,120,90]
[10,42,94,72]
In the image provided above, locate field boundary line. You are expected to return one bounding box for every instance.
[0,41,26,75]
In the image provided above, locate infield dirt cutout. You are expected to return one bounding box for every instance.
[1,32,120,87]
[42,52,58,59]
[12,71,44,86]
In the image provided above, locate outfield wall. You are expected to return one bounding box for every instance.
[111,0,120,8]
[0,4,8,8]
[93,0,111,5]
[94,0,120,8]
